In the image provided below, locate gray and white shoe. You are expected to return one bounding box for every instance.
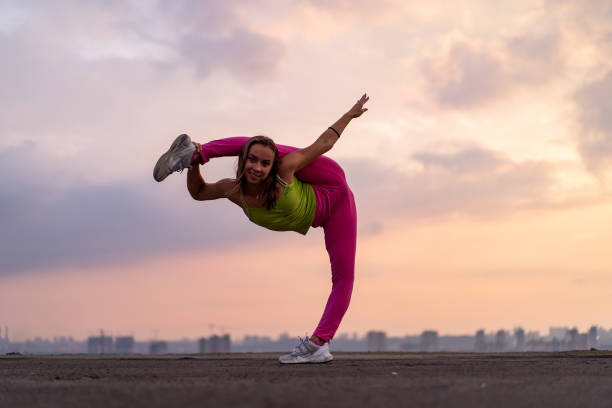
[278,336,333,364]
[153,134,196,182]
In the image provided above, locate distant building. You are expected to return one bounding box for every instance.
[494,330,507,352]
[366,331,387,352]
[514,328,525,351]
[549,327,568,340]
[115,336,135,354]
[578,333,589,349]
[567,327,579,350]
[438,336,474,352]
[199,334,231,353]
[550,337,561,352]
[420,331,439,352]
[0,326,6,353]
[474,330,487,352]
[588,326,598,349]
[208,335,228,353]
[149,341,168,354]
[87,331,113,354]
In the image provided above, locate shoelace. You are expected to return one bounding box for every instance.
[170,157,189,174]
[291,337,311,356]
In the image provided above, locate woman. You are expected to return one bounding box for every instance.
[153,94,369,363]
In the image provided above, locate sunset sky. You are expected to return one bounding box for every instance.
[1,0,612,343]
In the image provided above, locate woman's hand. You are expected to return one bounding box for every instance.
[347,93,369,118]
[190,141,203,166]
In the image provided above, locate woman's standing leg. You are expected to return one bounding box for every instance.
[302,156,357,343]
[311,189,357,342]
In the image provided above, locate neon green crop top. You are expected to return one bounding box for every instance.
[240,176,317,235]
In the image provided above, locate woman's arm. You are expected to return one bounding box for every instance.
[187,159,237,201]
[280,94,369,176]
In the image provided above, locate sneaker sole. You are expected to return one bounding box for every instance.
[278,353,334,364]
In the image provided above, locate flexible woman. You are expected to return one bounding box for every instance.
[153,94,369,363]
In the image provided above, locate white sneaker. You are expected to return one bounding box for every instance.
[153,134,196,182]
[278,336,333,364]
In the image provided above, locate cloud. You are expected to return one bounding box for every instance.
[3,136,603,277]
[0,0,286,170]
[0,1,284,84]
[299,0,397,17]
[177,26,284,82]
[155,0,284,81]
[546,0,612,46]
[420,16,563,108]
[344,143,558,223]
[0,141,262,276]
[421,41,507,108]
[412,147,507,174]
[504,22,563,84]
[574,70,612,174]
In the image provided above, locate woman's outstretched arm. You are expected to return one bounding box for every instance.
[280,94,369,176]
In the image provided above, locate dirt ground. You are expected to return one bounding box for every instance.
[1,351,612,408]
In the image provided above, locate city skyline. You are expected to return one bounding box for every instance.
[3,324,611,355]
[2,1,612,341]
[2,323,611,344]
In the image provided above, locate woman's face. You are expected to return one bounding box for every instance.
[244,143,275,184]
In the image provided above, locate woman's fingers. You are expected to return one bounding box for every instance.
[357,94,369,107]
[350,93,369,117]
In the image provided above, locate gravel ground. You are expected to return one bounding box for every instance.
[1,351,612,408]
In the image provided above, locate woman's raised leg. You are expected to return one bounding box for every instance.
[198,137,346,187]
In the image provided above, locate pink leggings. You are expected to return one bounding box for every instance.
[198,137,356,342]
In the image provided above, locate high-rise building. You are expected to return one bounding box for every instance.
[514,327,525,352]
[199,334,231,353]
[149,341,168,354]
[474,329,487,352]
[494,330,507,352]
[588,326,598,349]
[567,327,579,350]
[578,333,588,349]
[366,331,387,352]
[115,336,135,354]
[198,337,207,353]
[87,331,113,354]
[420,330,439,352]
[2,326,9,352]
[550,337,561,352]
[549,327,568,340]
